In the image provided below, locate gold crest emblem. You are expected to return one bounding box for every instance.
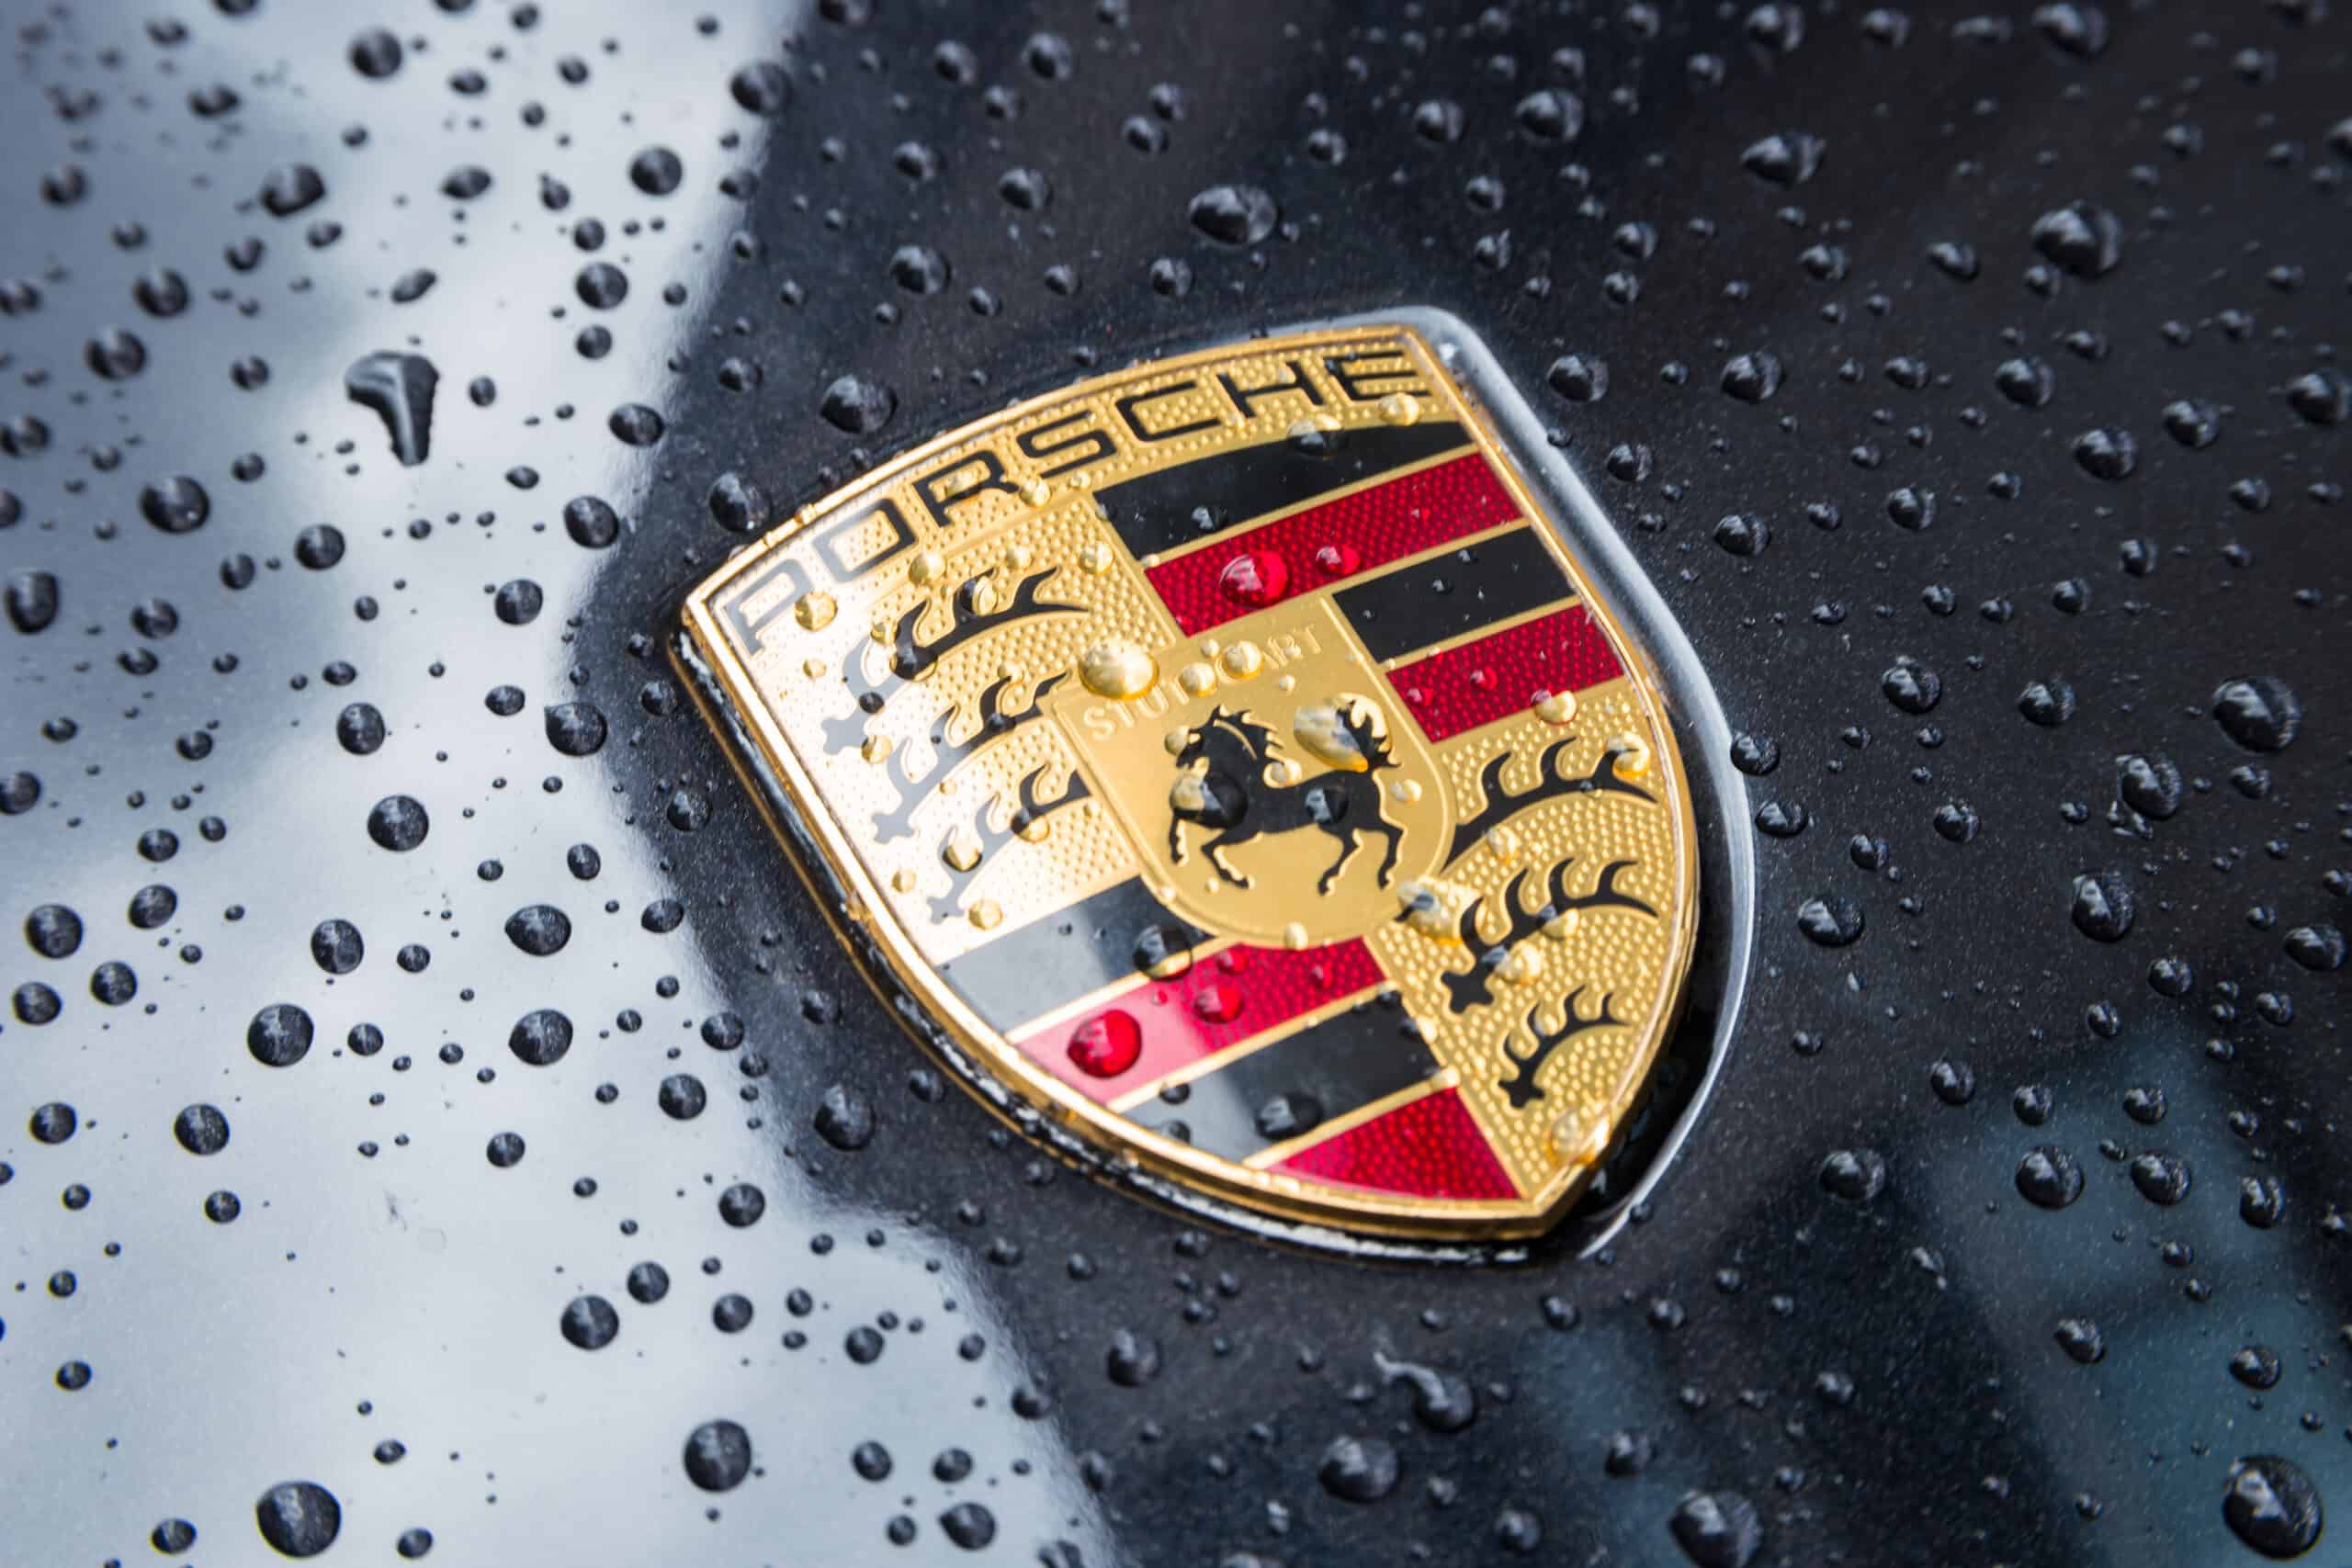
[681,324,1698,1242]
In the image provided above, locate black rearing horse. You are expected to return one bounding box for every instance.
[1168,705,1405,895]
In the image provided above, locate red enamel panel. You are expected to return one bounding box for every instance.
[1272,1084,1519,1201]
[1143,451,1518,637]
[1011,938,1385,1105]
[1385,603,1621,744]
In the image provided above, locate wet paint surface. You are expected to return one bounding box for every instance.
[1,3,2347,1564]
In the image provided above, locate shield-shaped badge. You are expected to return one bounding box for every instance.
[682,323,1698,1242]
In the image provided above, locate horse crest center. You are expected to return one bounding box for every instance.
[1048,594,1453,949]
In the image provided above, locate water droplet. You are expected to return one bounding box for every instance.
[2030,202,2123,277]
[560,1294,618,1350]
[1668,1490,1762,1567]
[1217,550,1288,607]
[349,27,402,78]
[2053,1317,2106,1364]
[2211,676,2301,752]
[257,164,326,219]
[1740,131,1823,186]
[139,475,210,534]
[820,375,896,434]
[628,146,684,196]
[1818,1147,1888,1203]
[2071,427,2137,481]
[1069,1010,1142,1077]
[1717,349,1783,405]
[2069,872,2133,942]
[504,905,571,957]
[367,795,430,852]
[1317,1435,1400,1502]
[2016,1145,2086,1209]
[1080,640,1157,699]
[344,352,439,468]
[815,1084,875,1150]
[2222,1455,2324,1559]
[507,1009,572,1067]
[1187,185,1278,245]
[254,1481,341,1558]
[1795,895,1863,947]
[683,1419,752,1492]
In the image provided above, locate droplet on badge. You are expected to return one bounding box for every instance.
[1218,550,1288,608]
[1192,982,1242,1023]
[965,576,1001,615]
[1549,1104,1610,1163]
[801,657,828,679]
[907,549,945,585]
[1001,543,1033,573]
[1263,756,1304,787]
[1493,942,1544,985]
[795,591,837,631]
[1611,733,1653,778]
[1396,878,1474,940]
[1293,694,1387,772]
[1287,412,1340,445]
[1533,688,1577,724]
[1283,921,1309,951]
[967,899,1002,930]
[1080,639,1158,699]
[943,833,981,872]
[1079,541,1115,575]
[1311,542,1363,578]
[1547,1105,1583,1157]
[1163,727,1193,756]
[1068,1010,1142,1077]
[868,615,893,645]
[1177,661,1217,697]
[1543,907,1581,942]
[1170,772,1214,814]
[1015,813,1050,843]
[1019,478,1051,506]
[859,734,892,764]
[1218,641,1263,681]
[891,868,918,893]
[1388,778,1422,804]
[1134,925,1194,979]
[1379,391,1420,425]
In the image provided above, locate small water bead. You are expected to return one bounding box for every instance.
[1079,640,1157,699]
[2222,1456,2324,1558]
[254,1481,341,1558]
[2016,1145,2086,1209]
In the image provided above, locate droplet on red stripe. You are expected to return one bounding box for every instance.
[1217,550,1288,607]
[1215,947,1251,975]
[1191,982,1243,1023]
[1068,1010,1141,1077]
[1468,667,1495,691]
[1310,542,1362,577]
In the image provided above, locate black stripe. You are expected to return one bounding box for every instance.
[940,878,1209,1032]
[1127,993,1438,1164]
[1331,525,1566,663]
[1098,421,1469,560]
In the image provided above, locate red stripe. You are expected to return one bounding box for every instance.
[1273,1085,1518,1200]
[1143,452,1518,637]
[1385,604,1620,744]
[1012,939,1385,1105]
